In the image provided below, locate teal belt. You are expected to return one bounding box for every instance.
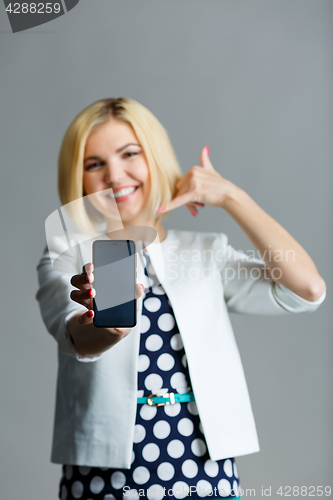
[137,391,195,407]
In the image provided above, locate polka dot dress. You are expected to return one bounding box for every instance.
[59,252,241,500]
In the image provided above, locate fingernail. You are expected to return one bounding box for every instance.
[140,284,145,291]
[204,146,209,155]
[157,206,165,212]
[87,310,94,318]
[86,289,93,298]
[86,274,92,282]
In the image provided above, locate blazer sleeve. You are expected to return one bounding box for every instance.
[217,233,326,314]
[35,235,104,361]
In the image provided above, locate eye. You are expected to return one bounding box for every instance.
[85,161,104,171]
[123,151,138,158]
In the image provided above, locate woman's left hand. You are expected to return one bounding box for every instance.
[157,146,234,216]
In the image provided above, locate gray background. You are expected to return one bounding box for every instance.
[0,1,332,498]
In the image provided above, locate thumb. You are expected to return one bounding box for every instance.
[200,146,214,170]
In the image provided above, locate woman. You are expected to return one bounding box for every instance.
[36,97,326,500]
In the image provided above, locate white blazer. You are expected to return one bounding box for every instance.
[36,228,326,468]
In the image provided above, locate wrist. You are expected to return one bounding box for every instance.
[219,182,248,211]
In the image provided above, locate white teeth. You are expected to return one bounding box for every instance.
[107,187,137,199]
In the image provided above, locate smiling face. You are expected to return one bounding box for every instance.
[83,119,152,226]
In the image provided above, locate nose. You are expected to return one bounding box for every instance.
[104,157,126,185]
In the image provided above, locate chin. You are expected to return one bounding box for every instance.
[117,210,141,224]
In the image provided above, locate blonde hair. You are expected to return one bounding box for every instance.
[58,97,183,235]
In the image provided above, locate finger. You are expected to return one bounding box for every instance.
[200,146,214,170]
[113,327,131,334]
[70,287,95,309]
[186,204,198,217]
[78,309,94,325]
[157,191,195,214]
[187,201,203,210]
[71,270,94,289]
[136,283,145,311]
[136,283,145,298]
[82,263,94,274]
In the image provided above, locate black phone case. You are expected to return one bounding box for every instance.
[92,240,137,328]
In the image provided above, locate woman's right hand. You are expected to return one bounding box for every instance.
[68,263,145,356]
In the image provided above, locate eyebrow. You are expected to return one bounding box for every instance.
[84,143,141,163]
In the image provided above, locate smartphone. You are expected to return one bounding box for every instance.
[92,239,137,328]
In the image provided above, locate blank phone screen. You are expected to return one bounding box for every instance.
[93,240,136,328]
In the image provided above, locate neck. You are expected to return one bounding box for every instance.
[106,217,167,245]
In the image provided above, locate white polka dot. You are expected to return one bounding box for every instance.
[217,478,232,497]
[164,402,181,417]
[233,480,240,497]
[196,479,213,498]
[90,476,105,494]
[144,373,163,391]
[78,466,90,476]
[181,354,187,367]
[177,417,194,437]
[104,495,116,500]
[71,481,84,499]
[140,404,157,420]
[133,424,146,443]
[223,459,233,477]
[191,438,206,457]
[131,450,135,464]
[198,421,204,434]
[145,334,163,351]
[144,297,161,312]
[170,333,183,350]
[137,389,144,398]
[123,489,139,500]
[61,485,68,500]
[152,285,165,295]
[187,401,199,415]
[204,459,219,477]
[170,372,188,392]
[157,353,175,371]
[233,461,239,478]
[110,471,126,489]
[147,484,165,500]
[142,443,160,462]
[157,462,175,481]
[153,420,171,439]
[137,354,150,372]
[65,465,73,480]
[132,466,150,485]
[140,314,151,333]
[167,439,185,459]
[181,459,198,479]
[157,313,175,331]
[172,481,190,499]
